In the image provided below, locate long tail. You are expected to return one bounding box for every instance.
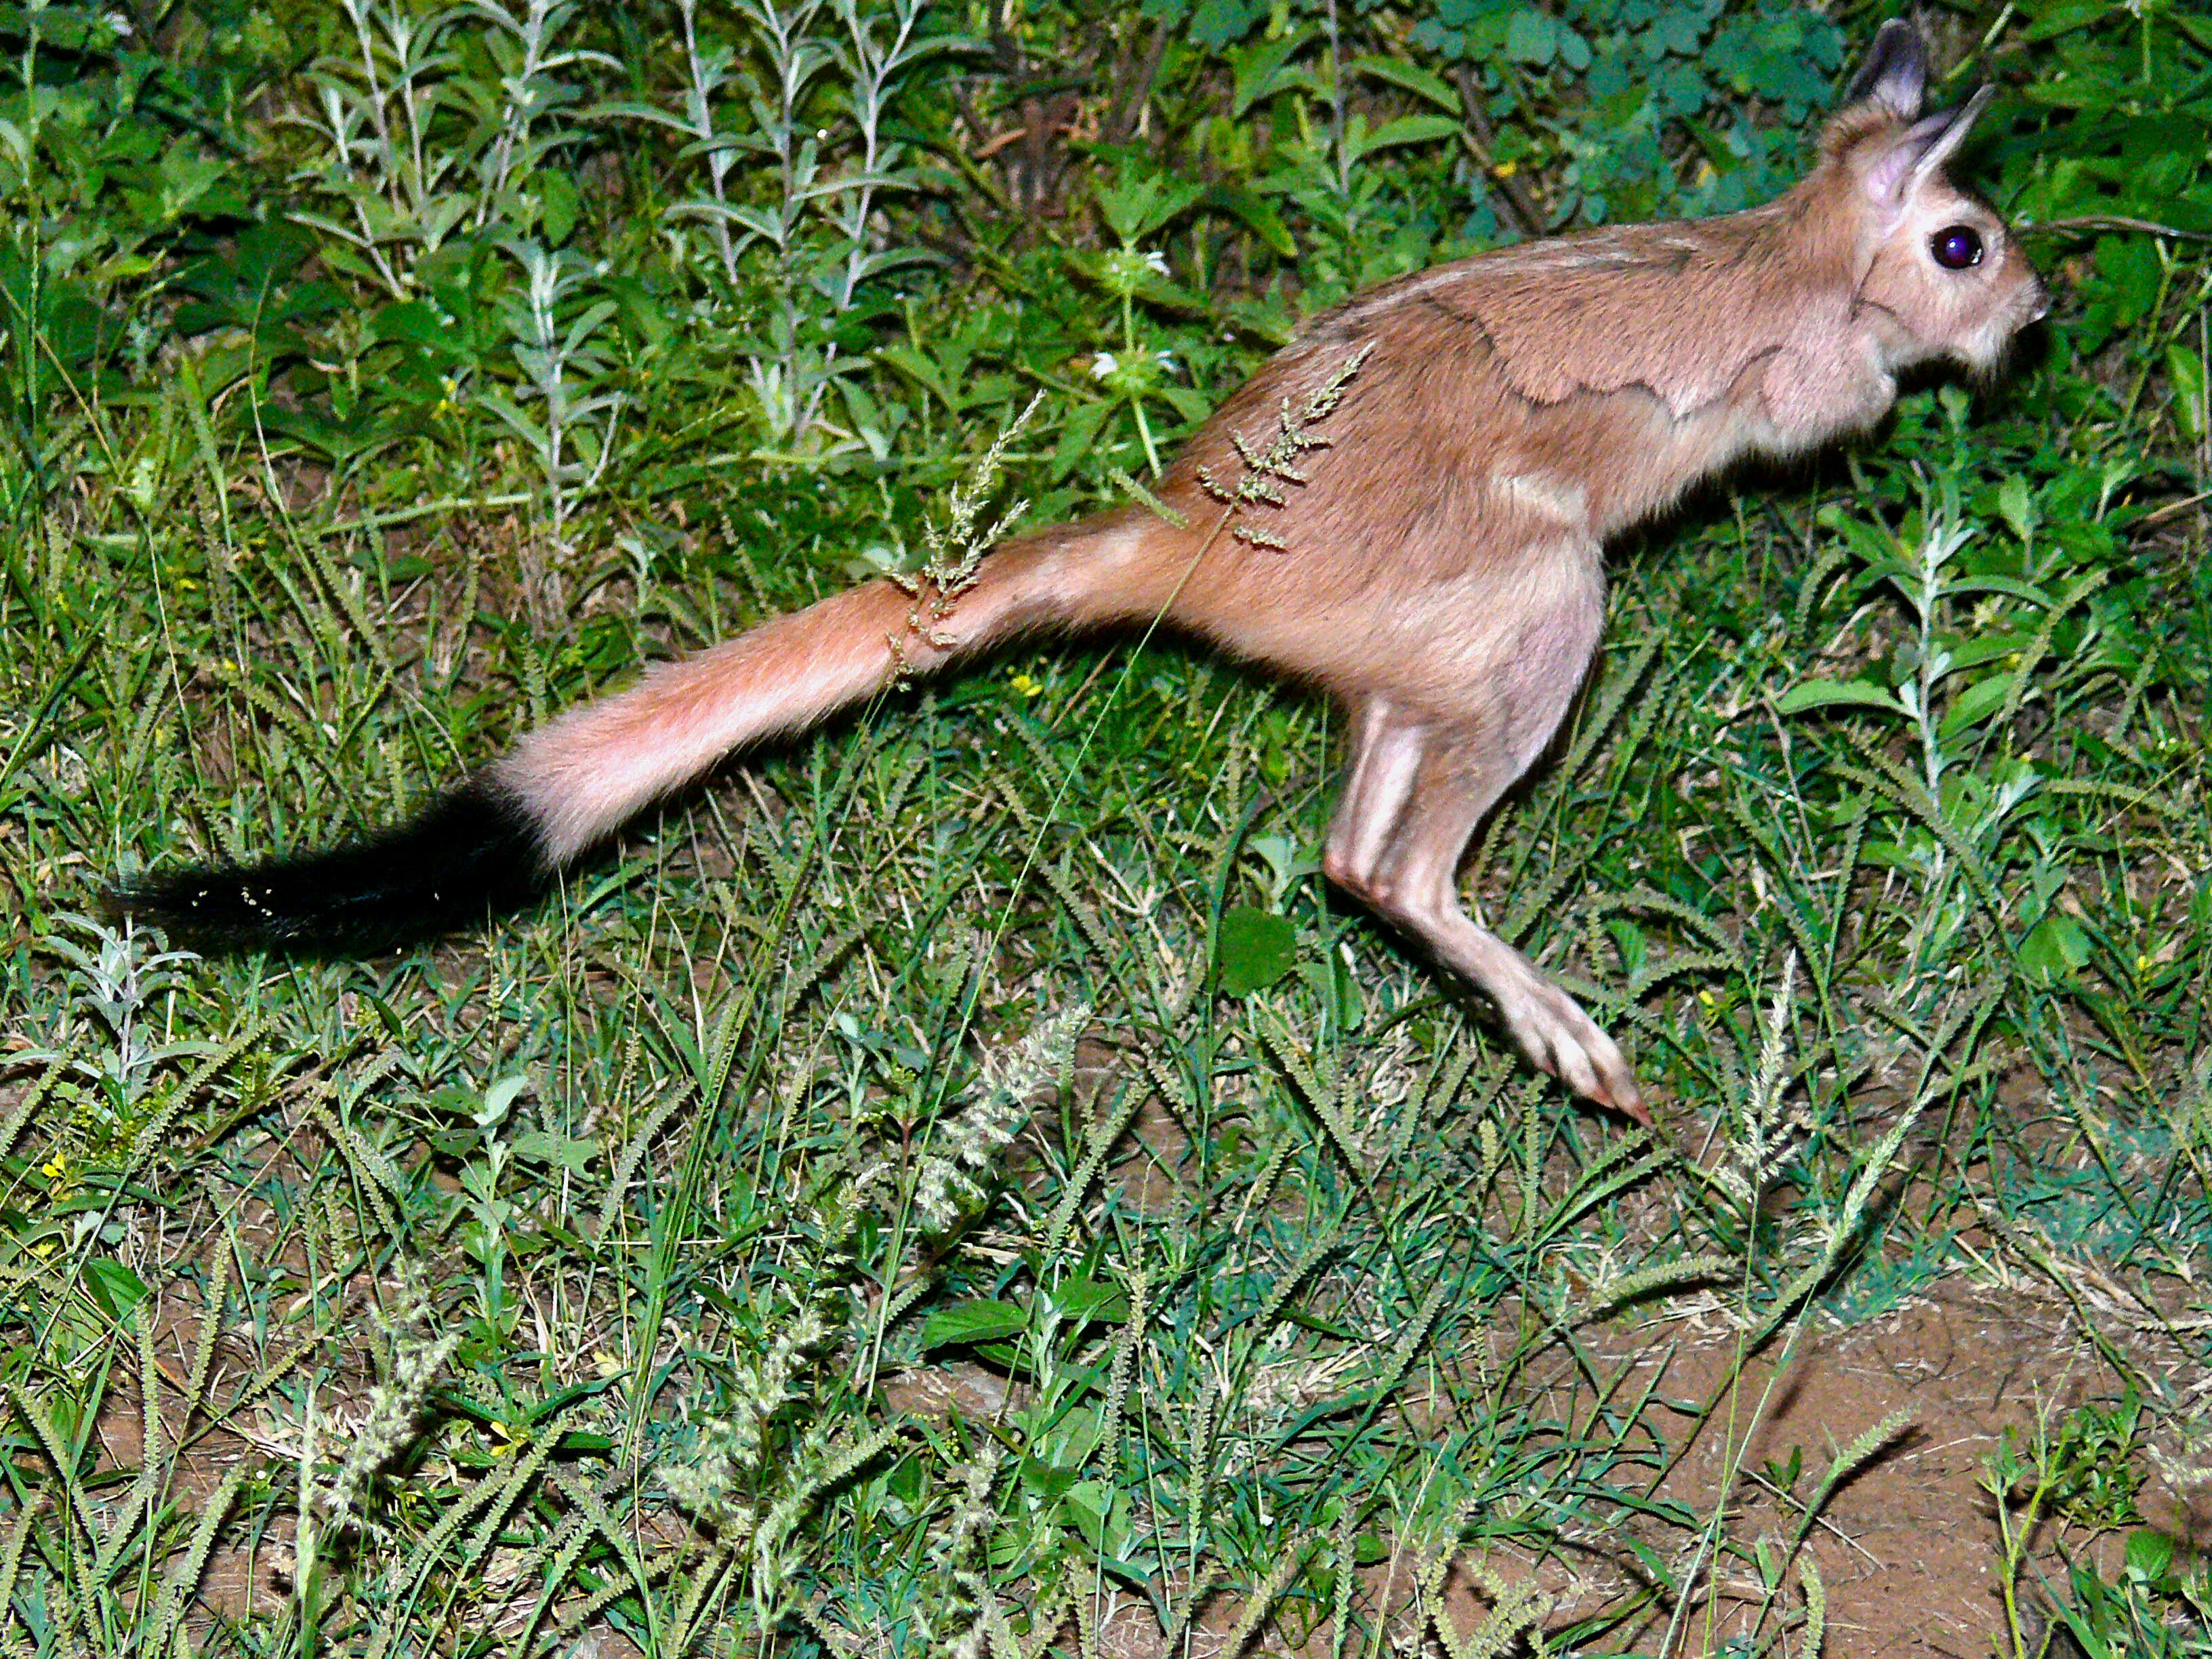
[114,512,1170,951]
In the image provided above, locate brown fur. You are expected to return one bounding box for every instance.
[200,20,2052,1119]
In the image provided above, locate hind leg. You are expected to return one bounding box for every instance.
[1322,703,1644,1122]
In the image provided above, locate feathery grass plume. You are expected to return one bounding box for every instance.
[1042,1065,1147,1257]
[145,1467,245,1659]
[6,1382,99,1548]
[1107,464,1190,529]
[1095,1272,1146,1481]
[594,1080,695,1240]
[1795,1408,1912,1548]
[121,1017,268,1189]
[0,1500,36,1657]
[87,1297,168,1593]
[1738,981,1997,1351]
[1798,1555,1826,1658]
[659,1302,834,1536]
[661,1158,890,1536]
[1416,1551,1553,1659]
[1159,1559,1226,1654]
[928,1443,1007,1655]
[1329,1506,1356,1659]
[0,1050,70,1166]
[359,1416,588,1659]
[1574,1252,1734,1321]
[1256,1012,1372,1197]
[914,1003,1088,1235]
[319,1289,465,1536]
[1223,1536,1315,1657]
[750,1421,903,1616]
[1233,1131,1300,1234]
[1715,951,1809,1216]
[893,392,1046,659]
[1198,344,1372,548]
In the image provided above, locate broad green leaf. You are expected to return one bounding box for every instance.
[1937,674,2013,740]
[1204,183,1296,256]
[921,1299,1028,1349]
[2018,913,2091,983]
[1771,680,1907,718]
[1350,54,1460,113]
[539,168,580,244]
[82,1257,151,1319]
[2167,345,2207,443]
[1231,28,1318,118]
[1996,474,2035,544]
[2022,0,2113,41]
[1216,905,1297,997]
[1344,112,1462,167]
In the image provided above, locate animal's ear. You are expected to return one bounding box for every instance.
[1841,18,1929,121]
[1862,84,1994,203]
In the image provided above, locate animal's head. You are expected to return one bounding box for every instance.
[1818,19,2047,375]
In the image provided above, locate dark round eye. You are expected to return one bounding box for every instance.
[1931,226,1984,270]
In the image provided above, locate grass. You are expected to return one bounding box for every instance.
[3,0,2211,1652]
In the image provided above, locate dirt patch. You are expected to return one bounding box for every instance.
[1023,1277,2169,1658]
[1549,1275,2148,1654]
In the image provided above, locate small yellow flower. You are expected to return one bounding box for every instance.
[1494,159,1519,179]
[592,1350,623,1379]
[489,1419,523,1458]
[1010,672,1043,699]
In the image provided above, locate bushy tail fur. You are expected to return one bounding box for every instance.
[115,514,1168,950]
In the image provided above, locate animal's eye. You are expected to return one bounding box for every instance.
[1930,226,1984,270]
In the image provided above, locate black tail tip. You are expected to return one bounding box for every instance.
[108,778,551,955]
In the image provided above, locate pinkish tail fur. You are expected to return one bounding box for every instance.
[497,514,1162,862]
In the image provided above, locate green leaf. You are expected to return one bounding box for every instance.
[1505,8,1557,63]
[1230,28,1318,118]
[1050,398,1114,485]
[1937,674,2012,740]
[513,1130,598,1174]
[1044,1277,1128,1324]
[480,1072,531,1128]
[1063,1478,1130,1554]
[2124,1528,2174,1582]
[1343,113,1462,167]
[1190,0,1265,52]
[876,344,969,413]
[372,300,453,350]
[921,1299,1028,1349]
[2018,913,2091,983]
[83,1256,151,1320]
[1996,474,2036,544]
[1094,168,1204,247]
[1203,183,1296,257]
[1216,905,1297,996]
[2093,236,2162,330]
[2020,0,2111,42]
[2167,345,2207,443]
[1771,680,1907,718]
[1350,55,1460,114]
[539,169,580,245]
[1019,1454,1082,1498]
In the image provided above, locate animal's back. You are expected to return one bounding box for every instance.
[1144,207,1820,701]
